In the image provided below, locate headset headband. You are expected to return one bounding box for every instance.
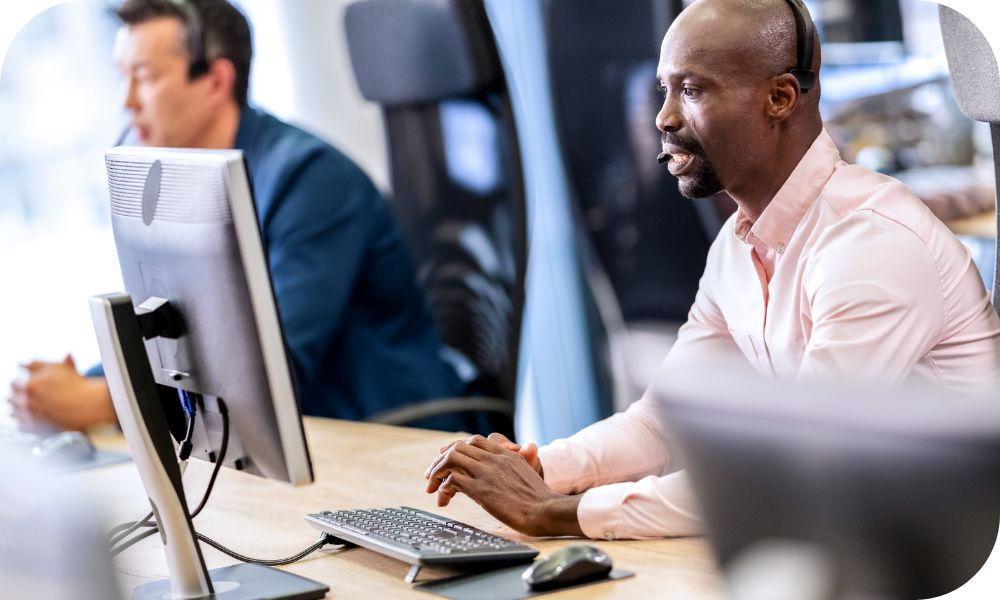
[171,0,209,79]
[784,0,816,93]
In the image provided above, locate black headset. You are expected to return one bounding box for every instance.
[170,0,210,79]
[784,0,817,93]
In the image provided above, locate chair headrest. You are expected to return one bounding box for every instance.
[344,0,500,106]
[939,5,1000,123]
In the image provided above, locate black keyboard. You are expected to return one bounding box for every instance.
[304,507,538,569]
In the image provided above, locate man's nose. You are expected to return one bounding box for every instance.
[655,96,681,133]
[122,78,139,111]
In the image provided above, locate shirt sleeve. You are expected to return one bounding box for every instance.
[534,233,743,540]
[798,213,945,385]
[263,151,377,395]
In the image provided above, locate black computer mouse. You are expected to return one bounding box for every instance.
[521,543,613,591]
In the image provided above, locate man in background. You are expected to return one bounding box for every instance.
[10,0,469,432]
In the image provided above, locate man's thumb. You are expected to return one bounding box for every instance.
[520,442,538,463]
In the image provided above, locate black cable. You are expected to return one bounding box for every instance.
[177,389,200,461]
[109,523,338,566]
[194,532,339,566]
[111,396,327,567]
[190,398,229,519]
[110,400,229,552]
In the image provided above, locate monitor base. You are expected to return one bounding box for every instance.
[132,563,328,600]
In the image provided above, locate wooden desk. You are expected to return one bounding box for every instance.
[945,210,996,238]
[82,418,725,599]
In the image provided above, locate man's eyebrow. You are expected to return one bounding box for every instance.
[118,60,151,72]
[658,70,711,85]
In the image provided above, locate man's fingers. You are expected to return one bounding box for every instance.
[425,448,452,479]
[465,434,512,455]
[11,406,32,425]
[425,446,484,492]
[8,387,27,408]
[486,432,519,451]
[437,439,461,454]
[426,439,490,479]
[427,439,467,479]
[436,472,473,507]
[520,442,538,462]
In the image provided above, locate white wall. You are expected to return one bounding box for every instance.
[238,0,390,192]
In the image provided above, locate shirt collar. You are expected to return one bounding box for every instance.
[735,128,840,252]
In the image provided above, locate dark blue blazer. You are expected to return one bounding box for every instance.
[234,108,466,429]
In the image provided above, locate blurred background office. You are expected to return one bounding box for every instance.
[1,0,995,440]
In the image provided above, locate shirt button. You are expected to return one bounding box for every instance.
[604,532,616,541]
[776,243,786,254]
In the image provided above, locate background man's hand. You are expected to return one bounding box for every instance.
[8,355,116,431]
[424,434,583,537]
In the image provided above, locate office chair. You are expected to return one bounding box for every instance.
[544,0,717,405]
[344,0,525,436]
[938,5,1000,315]
[544,0,713,322]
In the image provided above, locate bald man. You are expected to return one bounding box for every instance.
[424,0,1000,539]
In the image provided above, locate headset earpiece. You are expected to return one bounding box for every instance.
[784,0,817,93]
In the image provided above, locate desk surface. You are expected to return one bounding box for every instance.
[81,418,725,599]
[945,210,997,238]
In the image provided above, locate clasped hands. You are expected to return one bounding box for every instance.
[424,433,583,537]
[8,356,115,431]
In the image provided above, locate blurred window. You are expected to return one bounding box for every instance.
[0,0,124,421]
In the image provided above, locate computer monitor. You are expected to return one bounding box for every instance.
[655,371,1000,599]
[90,147,326,599]
[806,0,905,64]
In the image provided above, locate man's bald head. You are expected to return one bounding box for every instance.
[665,0,820,99]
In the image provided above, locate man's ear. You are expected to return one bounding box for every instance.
[204,57,237,106]
[767,73,800,122]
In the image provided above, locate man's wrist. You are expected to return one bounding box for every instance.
[539,493,584,537]
[83,378,117,424]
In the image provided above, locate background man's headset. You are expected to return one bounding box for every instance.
[172,0,211,79]
[657,0,817,165]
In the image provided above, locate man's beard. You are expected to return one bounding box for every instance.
[662,132,724,199]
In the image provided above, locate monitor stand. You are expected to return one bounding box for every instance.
[90,293,328,600]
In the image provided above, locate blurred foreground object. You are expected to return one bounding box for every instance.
[0,449,120,599]
[657,368,1000,600]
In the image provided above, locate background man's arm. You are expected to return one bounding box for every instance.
[261,151,375,396]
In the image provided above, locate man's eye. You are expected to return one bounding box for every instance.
[682,87,701,99]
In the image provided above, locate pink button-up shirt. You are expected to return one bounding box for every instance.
[539,129,1000,540]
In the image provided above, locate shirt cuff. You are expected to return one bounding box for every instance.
[575,474,704,540]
